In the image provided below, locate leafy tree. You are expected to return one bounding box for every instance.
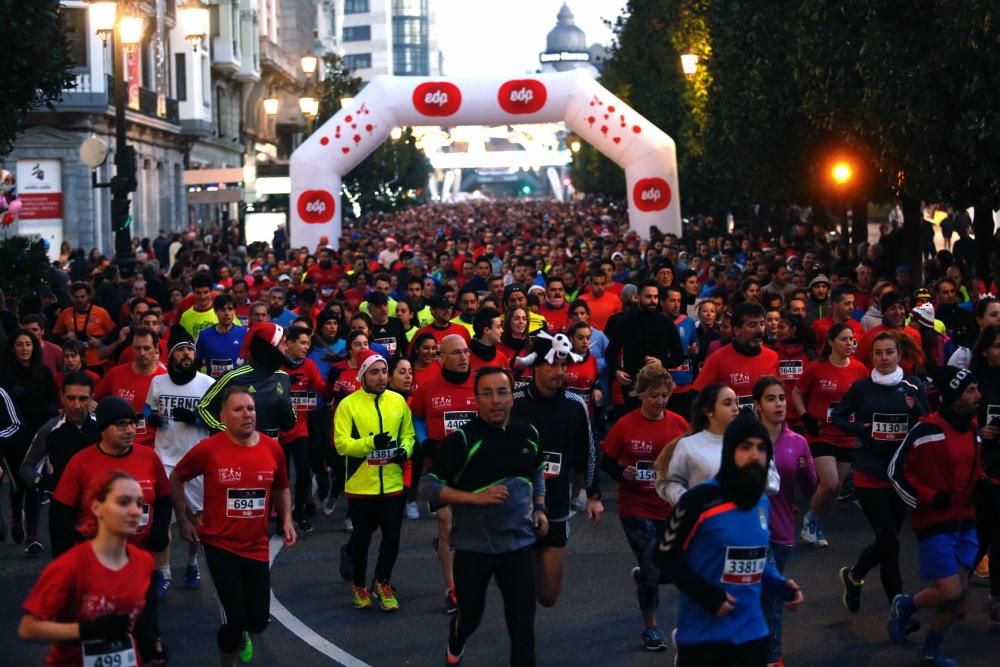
[0,237,50,299]
[313,54,430,214]
[0,0,75,158]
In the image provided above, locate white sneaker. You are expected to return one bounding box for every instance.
[671,628,678,667]
[801,512,819,545]
[344,517,354,532]
[322,493,338,517]
[405,502,420,519]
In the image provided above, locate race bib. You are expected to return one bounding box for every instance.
[542,451,562,479]
[737,395,757,415]
[778,360,804,380]
[987,404,1000,427]
[237,315,249,327]
[826,407,855,423]
[368,448,396,466]
[135,418,146,436]
[871,413,907,441]
[721,546,767,585]
[634,460,655,484]
[290,391,317,409]
[669,360,692,373]
[82,638,137,667]
[139,504,149,527]
[209,359,233,378]
[375,337,397,355]
[443,411,475,435]
[320,286,334,298]
[226,488,267,518]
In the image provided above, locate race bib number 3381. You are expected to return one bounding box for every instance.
[721,545,767,585]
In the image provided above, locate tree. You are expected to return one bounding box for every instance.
[0,237,50,299]
[0,0,75,158]
[313,54,430,215]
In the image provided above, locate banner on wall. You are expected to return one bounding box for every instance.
[289,70,681,251]
[15,159,63,260]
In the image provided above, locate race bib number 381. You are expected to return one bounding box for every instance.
[226,488,266,518]
[721,546,767,585]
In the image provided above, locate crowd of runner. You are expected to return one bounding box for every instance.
[2,196,998,666]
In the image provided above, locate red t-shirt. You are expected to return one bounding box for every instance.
[54,444,169,549]
[411,361,441,395]
[94,363,167,448]
[539,303,570,333]
[280,358,328,444]
[305,264,344,301]
[564,354,598,403]
[23,542,153,667]
[693,344,779,411]
[172,431,289,561]
[469,347,510,373]
[412,322,472,351]
[602,408,689,520]
[811,317,863,354]
[330,360,361,408]
[579,291,622,331]
[119,338,169,366]
[795,358,869,448]
[408,371,477,443]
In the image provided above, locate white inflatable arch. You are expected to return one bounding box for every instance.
[289,70,680,250]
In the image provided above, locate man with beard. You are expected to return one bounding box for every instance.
[605,280,684,415]
[266,287,297,328]
[305,246,344,302]
[197,322,296,439]
[145,326,215,595]
[580,268,622,331]
[656,413,804,666]
[694,302,779,412]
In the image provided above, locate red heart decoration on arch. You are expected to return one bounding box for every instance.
[613,137,621,144]
[320,137,329,146]
[365,124,374,133]
[345,115,353,123]
[353,134,361,144]
[341,147,350,154]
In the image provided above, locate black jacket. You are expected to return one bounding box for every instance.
[605,307,684,382]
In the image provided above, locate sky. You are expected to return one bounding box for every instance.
[434,0,629,77]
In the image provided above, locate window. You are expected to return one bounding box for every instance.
[344,0,370,14]
[175,54,187,101]
[343,53,372,70]
[62,8,88,69]
[342,25,371,42]
[392,17,425,45]
[393,47,427,76]
[393,0,425,15]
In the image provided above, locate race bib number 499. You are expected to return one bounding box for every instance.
[871,413,907,441]
[721,546,767,585]
[82,638,137,667]
[226,488,266,518]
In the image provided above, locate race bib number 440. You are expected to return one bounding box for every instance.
[226,488,266,518]
[721,546,767,585]
[443,411,475,435]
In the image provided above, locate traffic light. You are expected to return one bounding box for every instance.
[111,146,138,195]
[111,197,132,232]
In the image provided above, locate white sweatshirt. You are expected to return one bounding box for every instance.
[658,430,780,506]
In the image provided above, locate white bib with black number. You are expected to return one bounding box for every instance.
[82,638,137,667]
[542,451,562,479]
[368,448,395,466]
[443,411,475,435]
[634,460,655,484]
[139,504,149,527]
[721,545,767,585]
[226,488,266,518]
[871,413,907,441]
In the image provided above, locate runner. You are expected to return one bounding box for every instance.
[970,324,1000,624]
[414,294,472,346]
[408,332,441,394]
[179,272,220,339]
[145,326,215,595]
[656,412,804,666]
[333,349,415,611]
[170,386,295,667]
[662,285,699,419]
[52,282,117,374]
[754,376,817,666]
[94,326,167,449]
[408,333,478,613]
[601,365,688,651]
[792,322,868,548]
[469,307,509,371]
[424,365,547,666]
[195,294,247,379]
[20,471,164,666]
[832,331,929,614]
[512,331,603,607]
[887,367,980,666]
[772,311,815,431]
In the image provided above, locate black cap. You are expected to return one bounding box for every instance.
[367,292,389,306]
[95,397,137,432]
[880,290,904,313]
[428,294,451,309]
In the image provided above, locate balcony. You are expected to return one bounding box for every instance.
[259,38,297,85]
[105,75,181,126]
[211,38,242,74]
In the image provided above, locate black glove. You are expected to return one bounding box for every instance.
[147,413,164,429]
[79,613,131,642]
[373,432,393,449]
[172,407,196,424]
[802,413,821,436]
[931,490,952,510]
[390,447,407,464]
[139,636,168,665]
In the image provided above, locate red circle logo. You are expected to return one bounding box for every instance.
[412,82,462,117]
[632,178,671,212]
[297,190,335,224]
[497,79,548,114]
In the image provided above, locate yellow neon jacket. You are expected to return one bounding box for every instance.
[333,387,416,496]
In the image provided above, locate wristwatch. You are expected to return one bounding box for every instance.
[533,503,547,514]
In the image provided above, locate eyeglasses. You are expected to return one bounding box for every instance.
[112,418,139,429]
[446,349,471,356]
[476,389,512,399]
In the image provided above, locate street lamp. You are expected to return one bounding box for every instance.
[570,140,581,153]
[390,127,403,141]
[177,0,210,50]
[300,55,319,77]
[680,53,699,79]
[298,96,318,117]
[90,1,116,44]
[118,15,144,50]
[340,96,354,110]
[263,96,280,116]
[831,161,853,186]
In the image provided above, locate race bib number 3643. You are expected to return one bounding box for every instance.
[721,546,767,585]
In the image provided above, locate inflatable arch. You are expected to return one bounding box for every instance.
[289,69,680,250]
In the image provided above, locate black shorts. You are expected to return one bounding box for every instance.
[810,441,854,464]
[535,519,568,549]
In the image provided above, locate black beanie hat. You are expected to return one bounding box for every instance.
[935,366,976,407]
[722,411,773,459]
[95,396,137,432]
[880,290,904,313]
[716,411,774,509]
[167,325,195,355]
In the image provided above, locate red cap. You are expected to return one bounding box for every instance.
[355,348,386,381]
[239,322,285,360]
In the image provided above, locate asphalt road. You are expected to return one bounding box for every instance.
[2,481,998,666]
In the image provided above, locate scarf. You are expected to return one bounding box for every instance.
[871,366,904,386]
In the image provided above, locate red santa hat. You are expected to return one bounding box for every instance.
[355,348,386,381]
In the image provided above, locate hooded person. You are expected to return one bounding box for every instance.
[198,322,296,438]
[656,412,803,665]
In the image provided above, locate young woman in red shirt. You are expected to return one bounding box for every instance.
[772,312,816,432]
[792,322,868,548]
[564,321,601,410]
[407,332,440,395]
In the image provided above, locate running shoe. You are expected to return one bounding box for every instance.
[814,523,829,547]
[339,544,353,581]
[641,626,667,652]
[917,650,958,667]
[405,502,420,519]
[156,575,171,599]
[445,587,458,615]
[344,516,354,532]
[184,562,201,590]
[888,594,914,643]
[989,600,1000,627]
[238,631,253,664]
[371,580,399,612]
[322,493,338,517]
[352,585,372,609]
[24,535,43,555]
[800,512,819,545]
[11,519,24,544]
[570,497,585,513]
[296,518,313,533]
[444,646,464,665]
[974,555,990,578]
[631,566,640,584]
[838,566,863,613]
[671,628,678,667]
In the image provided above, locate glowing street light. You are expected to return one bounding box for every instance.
[390,127,403,140]
[681,53,699,78]
[298,96,318,117]
[90,1,116,44]
[263,96,279,116]
[831,161,853,185]
[340,96,354,111]
[300,55,319,76]
[570,140,582,153]
[118,15,144,51]
[178,0,210,49]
